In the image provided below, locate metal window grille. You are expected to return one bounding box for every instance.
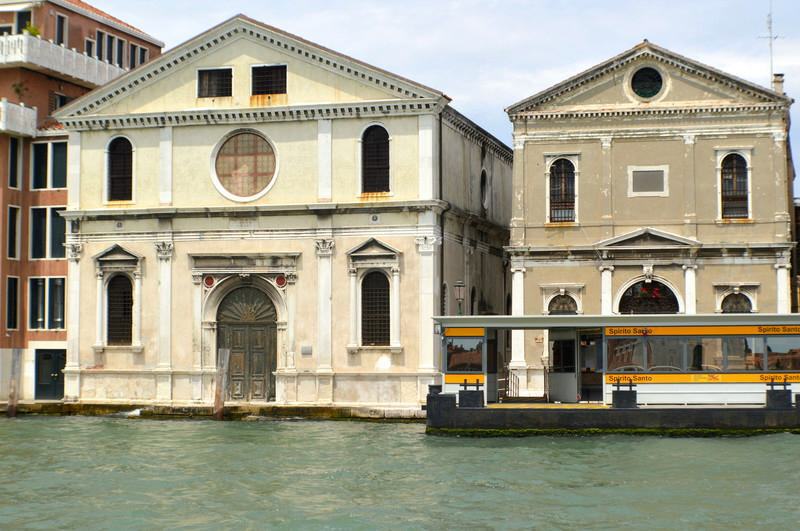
[721,154,748,218]
[548,294,578,315]
[721,293,752,313]
[361,126,390,192]
[107,275,133,345]
[361,272,390,345]
[549,159,575,222]
[198,69,232,98]
[108,138,133,201]
[618,281,679,314]
[252,65,287,95]
[214,133,276,197]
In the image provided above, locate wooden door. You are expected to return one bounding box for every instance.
[217,287,277,401]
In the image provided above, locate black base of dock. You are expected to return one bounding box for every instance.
[427,393,800,437]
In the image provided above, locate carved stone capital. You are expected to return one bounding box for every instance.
[315,238,335,257]
[155,241,174,261]
[285,272,298,285]
[600,136,612,149]
[191,272,203,285]
[416,235,440,254]
[68,243,83,263]
[598,265,615,273]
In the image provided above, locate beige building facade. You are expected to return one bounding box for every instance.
[505,42,794,398]
[55,16,510,408]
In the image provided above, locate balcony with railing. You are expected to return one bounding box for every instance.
[0,98,37,136]
[0,32,126,88]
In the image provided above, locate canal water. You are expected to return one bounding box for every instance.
[1,417,798,529]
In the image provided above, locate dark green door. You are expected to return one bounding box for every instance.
[217,287,277,401]
[35,349,66,400]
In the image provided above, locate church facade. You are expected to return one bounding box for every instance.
[55,15,511,407]
[505,42,794,397]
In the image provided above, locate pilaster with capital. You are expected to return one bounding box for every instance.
[315,238,334,372]
[417,235,440,369]
[599,265,615,315]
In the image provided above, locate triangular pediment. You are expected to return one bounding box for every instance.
[346,238,401,258]
[55,15,446,119]
[506,41,790,116]
[93,244,142,264]
[596,228,699,248]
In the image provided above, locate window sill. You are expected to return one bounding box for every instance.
[715,218,754,224]
[104,200,135,207]
[544,222,578,228]
[347,344,403,354]
[93,344,144,354]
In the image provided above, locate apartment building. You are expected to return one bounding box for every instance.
[0,0,162,402]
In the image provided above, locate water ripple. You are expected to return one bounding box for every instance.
[1,417,799,529]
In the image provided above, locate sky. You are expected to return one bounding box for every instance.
[95,0,800,182]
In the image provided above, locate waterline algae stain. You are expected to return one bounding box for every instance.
[1,417,799,528]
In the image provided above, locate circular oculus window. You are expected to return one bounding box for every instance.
[631,67,663,99]
[214,132,276,199]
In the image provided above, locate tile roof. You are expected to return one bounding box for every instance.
[57,0,161,44]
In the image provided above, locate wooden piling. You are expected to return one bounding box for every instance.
[213,349,230,421]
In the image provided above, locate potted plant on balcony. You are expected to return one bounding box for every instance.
[23,22,40,37]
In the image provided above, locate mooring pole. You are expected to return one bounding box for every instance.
[7,349,22,418]
[213,349,230,421]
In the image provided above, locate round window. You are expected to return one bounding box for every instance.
[214,132,276,199]
[631,67,663,99]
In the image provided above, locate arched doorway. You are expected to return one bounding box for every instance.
[217,286,277,401]
[618,280,679,314]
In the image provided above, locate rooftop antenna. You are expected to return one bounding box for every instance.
[758,0,783,81]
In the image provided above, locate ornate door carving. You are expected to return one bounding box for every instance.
[217,287,277,401]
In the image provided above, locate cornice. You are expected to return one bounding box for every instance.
[513,124,786,143]
[58,99,446,131]
[442,107,512,164]
[510,102,788,122]
[61,199,448,221]
[55,18,447,120]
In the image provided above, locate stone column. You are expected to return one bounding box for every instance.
[64,243,83,401]
[682,134,697,238]
[418,115,436,200]
[391,266,401,351]
[347,267,358,350]
[159,126,173,205]
[317,119,332,201]
[191,272,203,401]
[315,239,334,373]
[776,260,791,314]
[67,132,81,210]
[93,269,104,351]
[132,271,143,352]
[509,265,526,369]
[285,273,297,370]
[599,265,614,315]
[155,242,173,401]
[600,136,613,226]
[683,265,697,315]
[416,236,437,370]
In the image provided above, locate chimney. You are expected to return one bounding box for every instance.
[773,73,785,94]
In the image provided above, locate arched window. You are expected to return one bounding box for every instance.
[549,158,575,222]
[618,280,679,314]
[548,294,578,315]
[721,293,752,313]
[361,271,389,345]
[107,275,133,345]
[721,153,748,219]
[108,137,133,201]
[361,125,390,193]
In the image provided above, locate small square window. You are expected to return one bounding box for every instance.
[252,65,287,95]
[628,165,669,197]
[198,68,232,98]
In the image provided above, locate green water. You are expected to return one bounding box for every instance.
[1,417,798,529]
